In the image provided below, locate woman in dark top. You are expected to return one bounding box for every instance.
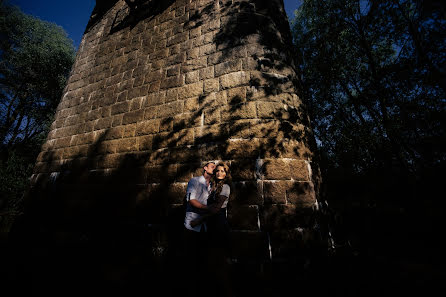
[191,162,231,237]
[191,162,233,297]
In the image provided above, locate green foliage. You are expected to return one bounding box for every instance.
[0,2,75,214]
[0,2,75,146]
[292,0,445,179]
[291,0,446,256]
[0,150,34,209]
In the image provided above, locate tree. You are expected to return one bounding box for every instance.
[291,0,445,265]
[291,0,445,191]
[0,2,75,217]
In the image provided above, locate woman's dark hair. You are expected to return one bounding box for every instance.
[211,162,232,195]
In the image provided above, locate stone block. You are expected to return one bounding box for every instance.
[221,102,256,121]
[96,154,122,169]
[286,181,316,207]
[204,78,220,94]
[166,31,189,47]
[167,182,187,204]
[100,106,111,118]
[185,70,199,84]
[170,148,200,164]
[86,109,101,121]
[145,69,164,83]
[228,205,259,231]
[75,132,94,145]
[151,132,171,150]
[151,59,165,70]
[219,71,250,89]
[257,101,281,119]
[122,109,144,125]
[166,64,181,77]
[249,120,278,138]
[263,206,316,234]
[202,18,220,33]
[224,139,260,159]
[151,48,169,61]
[128,85,148,99]
[160,117,173,132]
[177,81,203,99]
[63,145,84,159]
[111,101,130,115]
[168,44,181,56]
[223,42,247,57]
[197,143,225,160]
[260,138,313,160]
[262,158,291,180]
[144,106,158,120]
[241,56,259,71]
[184,97,200,112]
[186,47,199,60]
[48,160,65,172]
[145,92,166,107]
[115,138,138,153]
[54,137,71,149]
[289,159,310,181]
[146,164,177,183]
[138,135,153,151]
[64,115,81,127]
[36,151,51,162]
[160,75,184,89]
[33,162,50,173]
[203,107,221,125]
[104,126,124,140]
[117,90,128,102]
[144,148,170,166]
[215,59,242,77]
[173,128,194,146]
[263,181,287,204]
[230,159,257,181]
[157,101,184,118]
[181,56,208,72]
[166,52,186,67]
[198,92,219,108]
[199,43,216,56]
[174,112,201,130]
[227,86,247,103]
[207,51,223,65]
[195,124,229,144]
[175,163,199,182]
[227,119,254,138]
[199,66,215,80]
[193,31,215,46]
[132,75,145,88]
[189,27,201,39]
[261,204,299,231]
[96,140,117,154]
[166,88,179,102]
[136,119,160,136]
[231,181,263,205]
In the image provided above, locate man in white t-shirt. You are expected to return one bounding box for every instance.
[184,161,216,231]
[182,161,215,297]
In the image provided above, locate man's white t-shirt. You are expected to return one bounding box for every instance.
[184,175,211,232]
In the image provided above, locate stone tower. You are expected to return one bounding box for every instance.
[26,0,320,267]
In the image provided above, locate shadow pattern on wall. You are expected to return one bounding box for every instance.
[6,1,328,296]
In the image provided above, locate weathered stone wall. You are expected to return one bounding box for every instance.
[26,0,319,261]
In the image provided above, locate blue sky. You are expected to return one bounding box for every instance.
[8,0,302,49]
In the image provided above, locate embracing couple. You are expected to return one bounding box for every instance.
[183,161,233,297]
